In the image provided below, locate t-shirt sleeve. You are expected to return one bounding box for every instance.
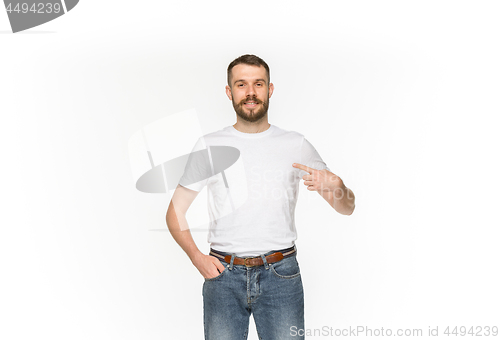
[298,137,330,178]
[178,137,211,192]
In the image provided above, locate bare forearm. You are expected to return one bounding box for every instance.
[166,203,203,263]
[321,186,355,215]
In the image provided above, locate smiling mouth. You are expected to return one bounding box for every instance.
[243,99,260,106]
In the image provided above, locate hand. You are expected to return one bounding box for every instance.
[292,163,346,196]
[191,253,227,279]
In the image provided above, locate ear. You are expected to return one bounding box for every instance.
[268,82,275,98]
[225,85,232,101]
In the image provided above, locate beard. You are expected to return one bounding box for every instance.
[232,94,270,123]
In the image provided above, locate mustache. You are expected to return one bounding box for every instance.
[238,96,263,105]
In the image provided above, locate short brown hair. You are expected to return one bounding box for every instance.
[227,54,270,87]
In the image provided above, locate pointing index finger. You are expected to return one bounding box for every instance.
[292,163,314,174]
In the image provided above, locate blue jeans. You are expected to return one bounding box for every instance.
[203,248,305,340]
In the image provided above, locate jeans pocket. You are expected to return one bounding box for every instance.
[204,264,228,281]
[270,256,301,279]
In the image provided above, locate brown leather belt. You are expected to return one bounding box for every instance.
[209,246,296,267]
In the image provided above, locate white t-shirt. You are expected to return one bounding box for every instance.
[178,124,330,256]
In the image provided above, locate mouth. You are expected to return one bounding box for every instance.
[243,99,260,108]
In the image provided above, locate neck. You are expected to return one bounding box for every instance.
[233,120,271,133]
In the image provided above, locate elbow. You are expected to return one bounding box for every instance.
[336,202,355,216]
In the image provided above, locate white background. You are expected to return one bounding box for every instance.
[1,1,499,339]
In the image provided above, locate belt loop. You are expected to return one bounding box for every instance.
[229,254,236,270]
[260,254,269,270]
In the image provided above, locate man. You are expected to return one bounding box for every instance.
[166,54,355,340]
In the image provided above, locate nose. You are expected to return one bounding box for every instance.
[245,85,255,97]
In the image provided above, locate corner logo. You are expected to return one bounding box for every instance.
[3,0,79,33]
